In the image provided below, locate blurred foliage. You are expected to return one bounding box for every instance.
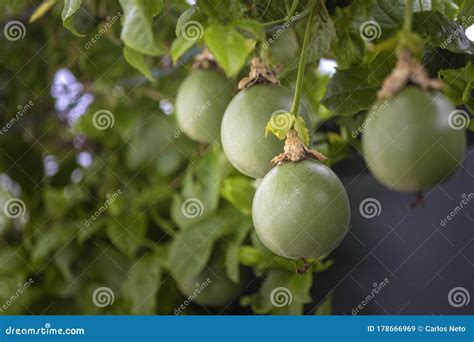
[0,0,472,315]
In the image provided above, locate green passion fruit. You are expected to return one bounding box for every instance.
[176,260,243,307]
[362,87,466,192]
[221,85,311,178]
[175,69,233,144]
[252,160,350,259]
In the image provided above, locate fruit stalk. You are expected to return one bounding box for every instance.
[290,0,318,117]
[403,0,414,33]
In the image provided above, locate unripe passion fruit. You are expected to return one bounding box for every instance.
[252,160,350,259]
[362,87,466,192]
[221,85,311,178]
[175,69,233,144]
[177,260,243,307]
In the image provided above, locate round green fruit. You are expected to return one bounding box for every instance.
[269,29,299,68]
[221,85,311,178]
[252,160,350,259]
[177,261,243,307]
[362,87,466,192]
[175,69,233,144]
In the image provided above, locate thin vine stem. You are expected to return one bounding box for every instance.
[403,0,414,33]
[290,0,318,116]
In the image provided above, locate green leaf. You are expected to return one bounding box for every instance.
[265,111,295,140]
[204,24,255,77]
[225,217,252,282]
[31,224,78,264]
[293,115,310,146]
[30,0,57,23]
[106,213,147,257]
[322,66,379,116]
[413,11,474,54]
[458,1,474,26]
[118,0,166,56]
[240,269,313,315]
[123,46,154,81]
[308,17,336,62]
[168,213,237,281]
[61,0,85,37]
[220,176,255,216]
[171,36,195,64]
[122,251,162,314]
[171,144,230,228]
[439,62,474,112]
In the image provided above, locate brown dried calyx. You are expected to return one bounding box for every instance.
[192,47,218,70]
[238,57,280,90]
[271,130,327,165]
[377,48,444,100]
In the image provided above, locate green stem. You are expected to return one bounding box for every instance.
[290,0,318,116]
[403,0,413,32]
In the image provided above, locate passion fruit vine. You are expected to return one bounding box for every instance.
[362,87,466,193]
[175,69,233,144]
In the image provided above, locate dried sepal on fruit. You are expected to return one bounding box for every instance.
[238,57,280,90]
